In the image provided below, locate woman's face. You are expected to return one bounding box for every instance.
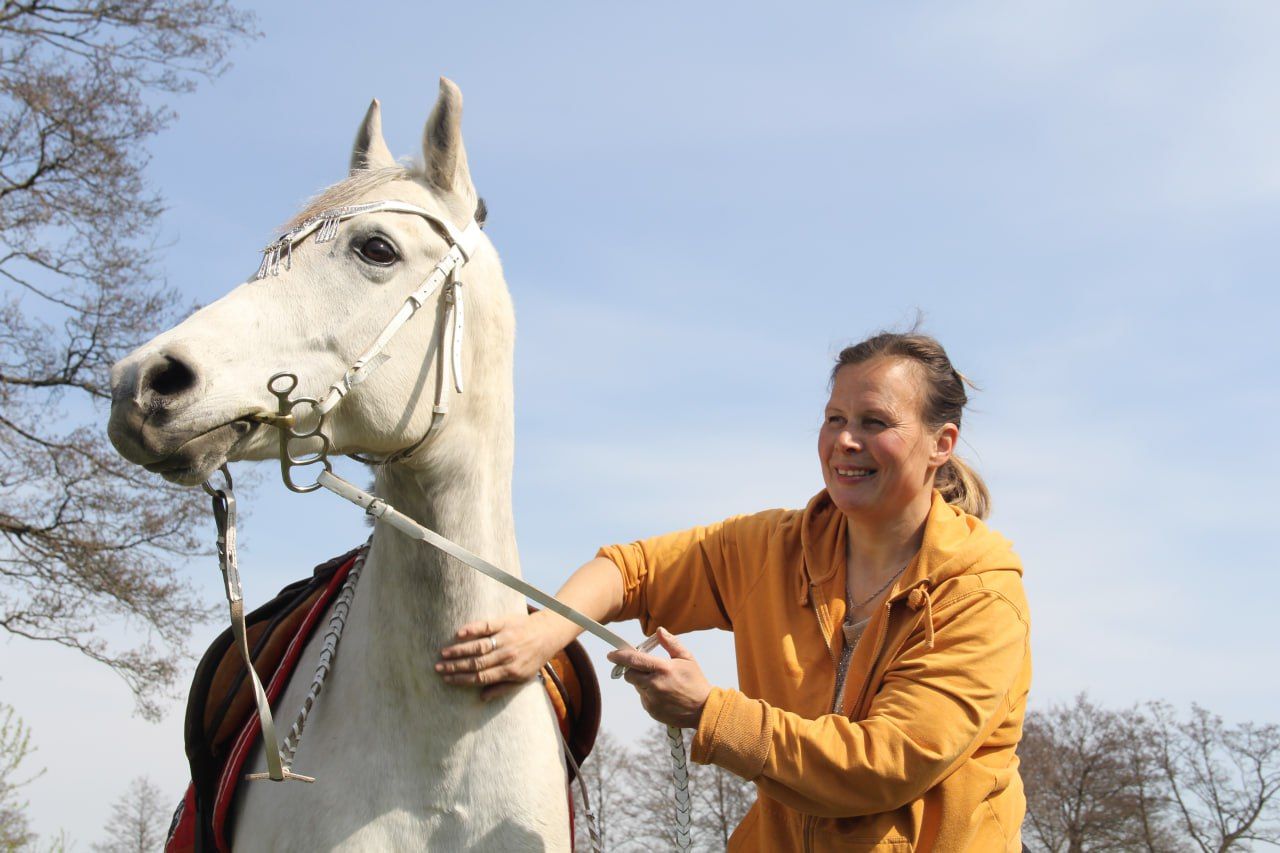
[818,358,956,521]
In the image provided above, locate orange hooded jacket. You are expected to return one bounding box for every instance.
[598,490,1031,851]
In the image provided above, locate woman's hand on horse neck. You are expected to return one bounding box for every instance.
[437,556,626,700]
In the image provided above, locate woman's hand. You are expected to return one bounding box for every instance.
[436,610,564,701]
[606,628,711,729]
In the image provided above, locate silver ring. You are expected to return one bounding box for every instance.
[489,636,498,653]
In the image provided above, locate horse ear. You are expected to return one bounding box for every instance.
[350,98,397,173]
[422,77,477,208]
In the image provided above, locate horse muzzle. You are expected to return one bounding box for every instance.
[108,344,260,484]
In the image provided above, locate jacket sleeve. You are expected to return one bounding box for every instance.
[597,511,781,636]
[689,587,1030,818]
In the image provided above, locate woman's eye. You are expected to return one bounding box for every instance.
[826,415,844,425]
[358,236,398,265]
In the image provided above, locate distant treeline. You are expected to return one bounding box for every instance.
[572,696,1280,852]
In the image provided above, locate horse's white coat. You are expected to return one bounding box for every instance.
[107,80,570,851]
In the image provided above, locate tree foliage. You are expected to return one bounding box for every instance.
[0,702,38,851]
[0,1,256,718]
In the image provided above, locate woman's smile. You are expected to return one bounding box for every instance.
[832,465,877,481]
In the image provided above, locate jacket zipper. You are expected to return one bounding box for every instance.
[803,583,851,852]
[808,583,838,666]
[848,599,893,724]
[803,589,896,852]
[804,584,833,853]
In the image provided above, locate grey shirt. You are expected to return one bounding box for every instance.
[831,611,872,713]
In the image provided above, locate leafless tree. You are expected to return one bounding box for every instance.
[0,701,38,850]
[1020,694,1184,852]
[613,727,701,852]
[573,731,634,853]
[92,775,168,853]
[688,753,754,851]
[1118,706,1186,852]
[573,725,758,852]
[1149,702,1280,852]
[1022,695,1280,853]
[0,1,256,719]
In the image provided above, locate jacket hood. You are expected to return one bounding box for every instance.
[797,489,1021,606]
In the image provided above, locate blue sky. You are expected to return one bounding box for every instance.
[4,1,1279,844]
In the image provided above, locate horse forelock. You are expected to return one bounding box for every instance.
[281,167,488,235]
[281,166,418,232]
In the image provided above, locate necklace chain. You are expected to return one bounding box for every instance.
[850,562,909,609]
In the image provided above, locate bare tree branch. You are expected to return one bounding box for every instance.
[0,0,256,719]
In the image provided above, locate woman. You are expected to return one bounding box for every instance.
[437,332,1031,851]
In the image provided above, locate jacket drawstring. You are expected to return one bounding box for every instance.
[908,584,935,649]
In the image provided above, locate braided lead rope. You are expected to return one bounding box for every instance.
[610,636,694,851]
[278,540,371,770]
[667,726,693,851]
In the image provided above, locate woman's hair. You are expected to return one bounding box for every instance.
[831,332,990,519]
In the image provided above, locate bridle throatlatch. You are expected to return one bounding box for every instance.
[202,200,693,851]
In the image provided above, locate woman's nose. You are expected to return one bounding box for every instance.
[838,430,861,451]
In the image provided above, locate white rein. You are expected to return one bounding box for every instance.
[206,200,693,850]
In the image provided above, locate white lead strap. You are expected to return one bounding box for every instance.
[316,469,632,651]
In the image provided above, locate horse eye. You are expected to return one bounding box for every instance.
[358,235,398,265]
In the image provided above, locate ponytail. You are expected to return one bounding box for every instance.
[935,455,990,520]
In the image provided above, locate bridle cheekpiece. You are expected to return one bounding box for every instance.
[250,200,483,491]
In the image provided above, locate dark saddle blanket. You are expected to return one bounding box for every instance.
[165,547,601,853]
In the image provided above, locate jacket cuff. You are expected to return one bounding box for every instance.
[691,687,771,781]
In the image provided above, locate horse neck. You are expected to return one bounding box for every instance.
[360,411,524,663]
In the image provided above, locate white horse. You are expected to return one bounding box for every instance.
[107,79,571,851]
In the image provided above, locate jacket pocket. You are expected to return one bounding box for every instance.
[823,835,912,852]
[727,801,762,849]
[820,816,914,851]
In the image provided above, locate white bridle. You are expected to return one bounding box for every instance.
[250,199,481,482]
[202,201,692,850]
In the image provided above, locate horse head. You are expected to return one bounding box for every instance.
[108,78,511,486]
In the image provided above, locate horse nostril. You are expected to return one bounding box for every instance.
[142,353,199,401]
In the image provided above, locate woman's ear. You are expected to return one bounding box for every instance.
[931,423,959,465]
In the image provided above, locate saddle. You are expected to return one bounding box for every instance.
[164,547,601,853]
